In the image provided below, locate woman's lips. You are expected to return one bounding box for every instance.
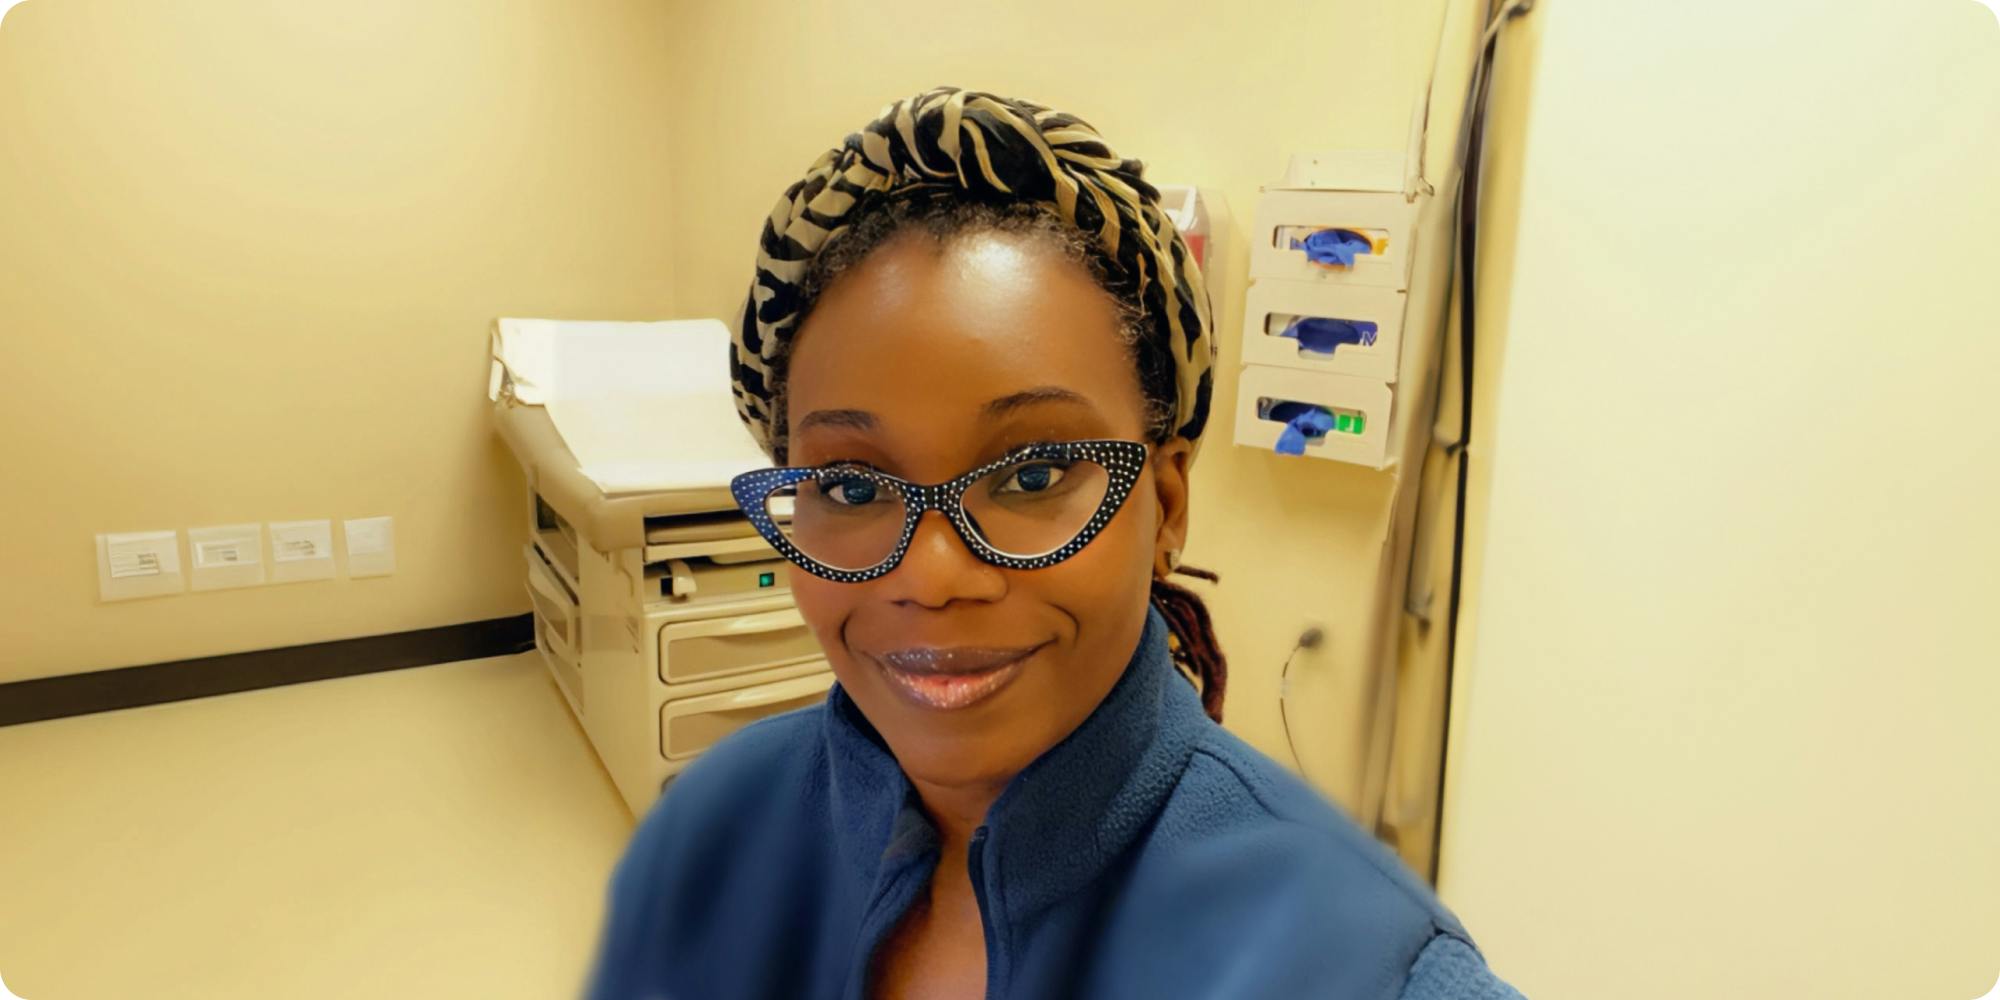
[868,644,1044,711]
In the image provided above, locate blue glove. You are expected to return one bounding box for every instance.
[1268,402,1336,455]
[1282,318,1378,355]
[1289,229,1375,267]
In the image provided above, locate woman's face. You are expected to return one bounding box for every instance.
[781,228,1192,794]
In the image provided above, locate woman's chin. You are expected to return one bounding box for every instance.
[863,685,1049,786]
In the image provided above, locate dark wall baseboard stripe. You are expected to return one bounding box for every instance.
[0,614,535,728]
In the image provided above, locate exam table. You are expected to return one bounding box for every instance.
[489,317,833,816]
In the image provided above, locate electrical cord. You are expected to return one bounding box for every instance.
[1278,625,1326,776]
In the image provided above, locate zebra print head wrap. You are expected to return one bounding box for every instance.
[729,86,1216,462]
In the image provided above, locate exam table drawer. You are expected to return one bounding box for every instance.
[658,608,823,685]
[660,670,834,760]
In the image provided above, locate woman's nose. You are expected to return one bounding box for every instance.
[881,510,1005,607]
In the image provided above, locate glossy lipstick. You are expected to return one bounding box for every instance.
[869,644,1043,711]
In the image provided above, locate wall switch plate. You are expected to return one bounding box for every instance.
[96,530,186,601]
[268,519,336,584]
[188,523,265,591]
[343,516,395,578]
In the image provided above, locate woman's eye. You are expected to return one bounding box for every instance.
[822,476,879,505]
[997,462,1066,494]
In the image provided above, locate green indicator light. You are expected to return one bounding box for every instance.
[758,571,775,588]
[1336,413,1354,433]
[1352,414,1366,434]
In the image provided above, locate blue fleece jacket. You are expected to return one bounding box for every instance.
[584,606,1526,1000]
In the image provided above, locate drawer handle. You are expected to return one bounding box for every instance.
[669,672,831,716]
[712,674,828,711]
[663,607,804,642]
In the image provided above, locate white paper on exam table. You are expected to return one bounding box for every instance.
[491,318,768,495]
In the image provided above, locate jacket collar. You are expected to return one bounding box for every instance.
[823,604,1206,919]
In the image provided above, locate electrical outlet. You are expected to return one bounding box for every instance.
[343,516,395,578]
[268,519,335,584]
[188,523,264,591]
[96,530,185,601]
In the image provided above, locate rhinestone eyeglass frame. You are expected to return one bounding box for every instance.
[729,439,1150,583]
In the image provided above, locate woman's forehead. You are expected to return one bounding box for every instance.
[783,232,1148,464]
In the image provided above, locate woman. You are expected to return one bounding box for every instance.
[585,87,1524,1000]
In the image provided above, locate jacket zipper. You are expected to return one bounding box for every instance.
[967,825,998,1000]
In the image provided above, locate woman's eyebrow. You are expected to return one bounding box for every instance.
[795,408,876,433]
[981,385,1095,419]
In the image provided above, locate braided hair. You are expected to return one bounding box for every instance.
[731,87,1229,721]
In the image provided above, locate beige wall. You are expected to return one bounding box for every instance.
[0,0,1470,825]
[657,0,1459,799]
[0,0,679,681]
[1438,2,2000,997]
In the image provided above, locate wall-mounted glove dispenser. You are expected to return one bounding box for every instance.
[1233,364,1393,469]
[1241,280,1408,383]
[1237,149,1426,469]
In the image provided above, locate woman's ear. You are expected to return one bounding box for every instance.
[1149,437,1193,579]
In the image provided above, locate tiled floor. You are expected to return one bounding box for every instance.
[0,653,636,1000]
